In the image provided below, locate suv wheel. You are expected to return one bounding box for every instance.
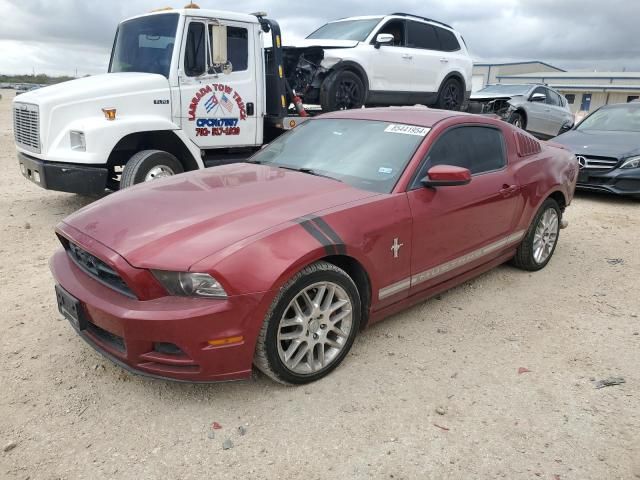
[120,150,183,189]
[436,78,463,111]
[320,70,365,112]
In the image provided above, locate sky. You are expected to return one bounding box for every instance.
[1,0,639,76]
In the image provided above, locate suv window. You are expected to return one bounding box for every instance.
[407,21,439,49]
[184,22,206,76]
[435,27,460,51]
[208,25,248,72]
[376,19,406,47]
[412,126,506,187]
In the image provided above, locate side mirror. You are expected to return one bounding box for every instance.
[559,122,573,134]
[530,93,546,103]
[421,165,471,188]
[374,33,394,49]
[210,24,228,66]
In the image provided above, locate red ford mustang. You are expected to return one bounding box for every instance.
[51,108,578,384]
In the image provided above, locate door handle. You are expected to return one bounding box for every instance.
[500,184,519,197]
[440,58,449,63]
[402,54,413,59]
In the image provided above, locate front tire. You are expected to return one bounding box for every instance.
[254,261,361,384]
[508,111,527,130]
[320,70,365,112]
[120,150,183,189]
[512,198,561,271]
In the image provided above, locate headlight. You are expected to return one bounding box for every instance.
[320,57,342,69]
[620,156,640,169]
[70,131,86,151]
[151,271,227,298]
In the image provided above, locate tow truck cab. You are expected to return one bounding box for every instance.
[13,7,303,194]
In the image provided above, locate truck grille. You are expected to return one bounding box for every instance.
[578,155,619,171]
[13,103,40,153]
[66,242,135,298]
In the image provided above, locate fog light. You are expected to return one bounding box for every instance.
[70,130,86,151]
[33,171,41,183]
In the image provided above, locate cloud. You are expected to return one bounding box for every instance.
[0,0,639,76]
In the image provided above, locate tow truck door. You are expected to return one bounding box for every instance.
[178,17,259,148]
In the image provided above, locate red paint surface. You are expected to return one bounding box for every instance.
[51,108,577,381]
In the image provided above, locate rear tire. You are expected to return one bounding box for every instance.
[512,198,561,271]
[435,78,463,111]
[120,150,183,189]
[320,70,365,112]
[254,261,361,385]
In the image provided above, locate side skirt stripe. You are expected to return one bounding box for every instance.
[378,230,526,300]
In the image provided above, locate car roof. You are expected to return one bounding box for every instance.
[316,107,477,128]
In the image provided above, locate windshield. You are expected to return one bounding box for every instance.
[476,84,532,96]
[577,104,640,132]
[307,19,381,41]
[249,119,428,193]
[109,13,179,78]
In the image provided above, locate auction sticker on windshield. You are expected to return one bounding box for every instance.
[384,124,430,136]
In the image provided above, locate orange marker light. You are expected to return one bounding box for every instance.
[102,108,117,121]
[289,119,296,128]
[208,336,244,346]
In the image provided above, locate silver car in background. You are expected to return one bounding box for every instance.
[468,84,574,139]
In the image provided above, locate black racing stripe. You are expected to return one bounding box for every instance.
[308,216,347,255]
[297,219,336,255]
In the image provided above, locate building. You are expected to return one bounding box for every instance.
[473,62,640,114]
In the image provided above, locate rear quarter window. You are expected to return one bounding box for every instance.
[435,27,461,52]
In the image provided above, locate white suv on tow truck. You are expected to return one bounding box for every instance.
[13,7,472,194]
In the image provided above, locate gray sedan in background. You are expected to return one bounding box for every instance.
[468,84,574,139]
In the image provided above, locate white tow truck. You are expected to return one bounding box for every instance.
[13,5,471,194]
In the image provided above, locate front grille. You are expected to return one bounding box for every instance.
[87,321,126,353]
[579,155,619,171]
[13,103,40,153]
[66,241,135,298]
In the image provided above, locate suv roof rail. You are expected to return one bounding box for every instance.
[390,12,453,30]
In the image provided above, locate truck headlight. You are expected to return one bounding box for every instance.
[151,271,227,298]
[70,131,86,151]
[320,57,342,69]
[620,156,640,169]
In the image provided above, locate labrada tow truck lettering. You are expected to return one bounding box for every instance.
[188,84,247,137]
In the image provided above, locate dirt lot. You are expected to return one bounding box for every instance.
[0,88,638,480]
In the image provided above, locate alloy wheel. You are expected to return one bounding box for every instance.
[533,208,559,264]
[276,281,353,374]
[335,80,361,110]
[442,82,460,110]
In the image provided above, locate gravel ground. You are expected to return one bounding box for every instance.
[1,88,639,479]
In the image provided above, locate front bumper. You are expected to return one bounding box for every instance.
[50,248,270,382]
[18,152,108,195]
[576,168,640,196]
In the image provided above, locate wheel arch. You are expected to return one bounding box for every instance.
[327,61,371,97]
[107,130,202,172]
[439,71,467,95]
[547,190,567,214]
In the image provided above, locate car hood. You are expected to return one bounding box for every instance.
[553,129,640,159]
[13,72,169,107]
[61,163,378,271]
[286,39,360,49]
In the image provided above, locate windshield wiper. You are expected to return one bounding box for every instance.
[277,165,342,182]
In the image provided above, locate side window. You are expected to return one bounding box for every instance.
[407,21,439,49]
[434,27,460,52]
[412,126,506,187]
[184,22,206,76]
[530,86,547,102]
[210,25,248,72]
[376,19,406,47]
[546,88,560,106]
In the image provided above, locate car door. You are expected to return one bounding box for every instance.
[525,86,550,136]
[543,88,568,136]
[178,17,258,148]
[405,20,441,96]
[406,125,524,296]
[366,19,414,96]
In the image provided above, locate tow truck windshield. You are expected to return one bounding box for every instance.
[109,13,179,78]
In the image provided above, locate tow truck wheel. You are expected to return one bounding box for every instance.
[320,70,365,112]
[120,150,183,189]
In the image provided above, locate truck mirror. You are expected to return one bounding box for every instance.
[210,25,228,66]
